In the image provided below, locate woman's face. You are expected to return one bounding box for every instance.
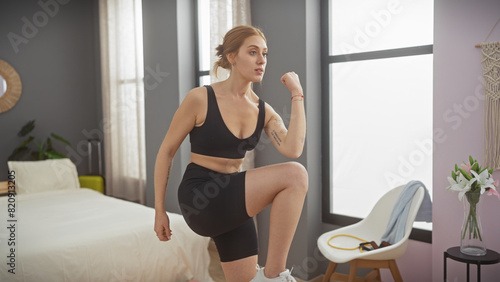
[230,35,268,82]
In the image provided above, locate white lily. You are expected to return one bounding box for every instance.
[471,170,496,194]
[446,176,460,190]
[447,173,475,201]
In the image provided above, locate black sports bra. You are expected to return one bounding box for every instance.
[189,85,265,159]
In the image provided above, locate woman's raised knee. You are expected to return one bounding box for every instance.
[284,161,308,193]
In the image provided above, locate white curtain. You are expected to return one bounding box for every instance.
[209,0,254,171]
[99,0,146,203]
[209,0,252,84]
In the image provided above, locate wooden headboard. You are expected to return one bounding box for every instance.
[0,181,8,195]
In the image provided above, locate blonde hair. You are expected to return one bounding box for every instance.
[212,25,267,78]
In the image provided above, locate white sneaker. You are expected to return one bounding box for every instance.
[250,265,297,282]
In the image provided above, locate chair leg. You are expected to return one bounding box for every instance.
[388,260,403,282]
[322,259,399,282]
[375,268,381,280]
[365,268,381,281]
[348,260,358,282]
[322,262,338,282]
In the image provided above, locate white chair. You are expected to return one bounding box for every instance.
[317,185,425,282]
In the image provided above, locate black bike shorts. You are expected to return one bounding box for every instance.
[178,162,258,262]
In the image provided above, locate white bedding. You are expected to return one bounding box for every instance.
[0,188,213,282]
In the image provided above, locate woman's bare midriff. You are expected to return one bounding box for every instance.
[190,152,245,174]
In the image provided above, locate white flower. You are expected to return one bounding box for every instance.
[447,173,476,201]
[471,170,496,194]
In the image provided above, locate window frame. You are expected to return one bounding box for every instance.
[320,0,432,243]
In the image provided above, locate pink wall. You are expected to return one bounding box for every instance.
[433,0,500,281]
[380,1,500,281]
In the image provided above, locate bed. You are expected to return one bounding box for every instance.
[0,159,213,282]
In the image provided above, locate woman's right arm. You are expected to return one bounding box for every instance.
[154,88,204,241]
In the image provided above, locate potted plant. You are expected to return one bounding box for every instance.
[8,120,71,161]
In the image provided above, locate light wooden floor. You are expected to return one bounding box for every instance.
[208,241,318,282]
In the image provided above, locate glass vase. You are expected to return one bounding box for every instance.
[460,192,487,256]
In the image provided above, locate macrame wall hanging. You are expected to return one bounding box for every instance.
[477,17,500,170]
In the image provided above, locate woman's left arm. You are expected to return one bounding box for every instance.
[264,72,306,159]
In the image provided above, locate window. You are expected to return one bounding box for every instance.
[196,0,212,86]
[321,0,434,242]
[195,0,239,86]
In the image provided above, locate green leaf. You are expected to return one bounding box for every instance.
[9,136,34,162]
[472,162,479,173]
[46,137,53,151]
[35,140,45,151]
[452,170,457,180]
[489,169,494,174]
[44,150,67,159]
[458,168,473,180]
[455,164,458,171]
[469,155,474,164]
[13,136,34,151]
[18,120,35,137]
[35,140,46,160]
[51,133,71,146]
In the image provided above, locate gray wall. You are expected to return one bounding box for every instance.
[142,0,195,211]
[251,0,325,279]
[0,0,102,179]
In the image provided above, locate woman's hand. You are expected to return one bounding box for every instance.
[154,212,172,241]
[280,72,303,96]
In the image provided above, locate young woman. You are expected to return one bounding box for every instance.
[154,25,308,282]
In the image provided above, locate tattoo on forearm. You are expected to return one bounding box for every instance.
[271,130,282,146]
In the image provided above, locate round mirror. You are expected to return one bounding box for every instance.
[0,74,7,98]
[0,59,22,113]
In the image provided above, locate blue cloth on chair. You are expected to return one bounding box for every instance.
[380,180,432,244]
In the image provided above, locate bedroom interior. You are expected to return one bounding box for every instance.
[1,0,500,281]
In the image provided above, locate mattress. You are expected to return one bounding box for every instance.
[0,188,213,282]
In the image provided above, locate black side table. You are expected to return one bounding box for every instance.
[444,246,500,282]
